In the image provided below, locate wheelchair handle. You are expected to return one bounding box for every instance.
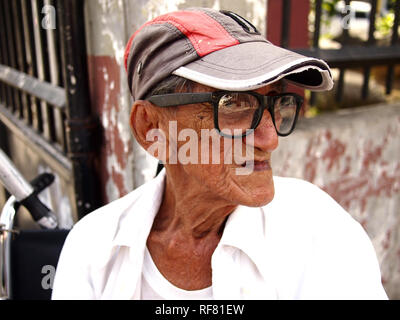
[0,149,57,229]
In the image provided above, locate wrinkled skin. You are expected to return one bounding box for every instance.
[130,82,282,290]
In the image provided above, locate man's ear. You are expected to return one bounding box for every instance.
[130,100,160,150]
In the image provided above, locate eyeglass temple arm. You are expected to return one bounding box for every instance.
[148,93,213,107]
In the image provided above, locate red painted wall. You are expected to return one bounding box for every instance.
[87,56,132,204]
[267,0,310,48]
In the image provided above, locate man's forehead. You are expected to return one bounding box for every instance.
[270,79,286,91]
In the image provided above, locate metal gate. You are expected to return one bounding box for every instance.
[0,0,100,223]
[294,0,400,103]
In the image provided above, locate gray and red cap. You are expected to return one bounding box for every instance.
[124,7,333,101]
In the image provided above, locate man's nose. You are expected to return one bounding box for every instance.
[244,111,278,152]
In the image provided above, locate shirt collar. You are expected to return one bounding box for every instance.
[219,204,268,266]
[112,169,166,248]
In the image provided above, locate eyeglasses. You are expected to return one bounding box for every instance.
[147,91,303,138]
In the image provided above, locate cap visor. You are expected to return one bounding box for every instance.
[173,41,333,92]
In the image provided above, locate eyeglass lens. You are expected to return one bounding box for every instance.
[273,95,297,135]
[217,93,297,136]
[217,93,258,136]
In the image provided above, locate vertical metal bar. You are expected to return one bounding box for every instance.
[21,0,38,128]
[335,0,351,104]
[361,68,371,100]
[281,0,291,48]
[58,0,101,218]
[313,0,322,48]
[361,0,378,99]
[52,0,68,152]
[0,1,13,111]
[1,0,20,115]
[367,0,378,44]
[386,0,400,94]
[44,0,64,149]
[0,121,10,210]
[0,14,6,106]
[2,0,16,114]
[54,11,65,90]
[61,111,67,154]
[44,0,60,85]
[336,69,345,103]
[0,54,5,106]
[0,122,9,156]
[310,0,323,106]
[6,0,24,117]
[11,0,30,121]
[31,0,55,140]
[309,90,317,107]
[5,0,23,118]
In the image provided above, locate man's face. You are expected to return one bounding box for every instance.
[153,82,282,208]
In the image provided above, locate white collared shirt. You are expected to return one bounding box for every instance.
[52,170,388,300]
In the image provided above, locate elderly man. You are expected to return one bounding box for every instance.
[52,8,387,299]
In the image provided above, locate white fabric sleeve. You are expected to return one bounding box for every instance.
[300,185,388,300]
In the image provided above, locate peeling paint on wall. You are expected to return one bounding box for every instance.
[85,0,136,202]
[87,56,135,202]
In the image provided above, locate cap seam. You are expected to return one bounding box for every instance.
[160,15,202,54]
[128,19,195,73]
[127,22,177,82]
[139,32,198,99]
[201,9,268,44]
[129,22,196,98]
[200,9,239,41]
[192,8,240,44]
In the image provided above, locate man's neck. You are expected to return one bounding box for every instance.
[152,166,236,238]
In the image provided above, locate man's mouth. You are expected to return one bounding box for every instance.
[241,160,271,171]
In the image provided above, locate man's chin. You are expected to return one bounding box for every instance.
[243,193,274,207]
[234,185,275,207]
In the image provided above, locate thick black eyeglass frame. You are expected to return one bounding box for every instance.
[147,91,304,138]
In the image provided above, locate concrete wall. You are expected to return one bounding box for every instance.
[272,103,400,299]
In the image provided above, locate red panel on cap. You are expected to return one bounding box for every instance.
[156,11,240,57]
[124,10,239,71]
